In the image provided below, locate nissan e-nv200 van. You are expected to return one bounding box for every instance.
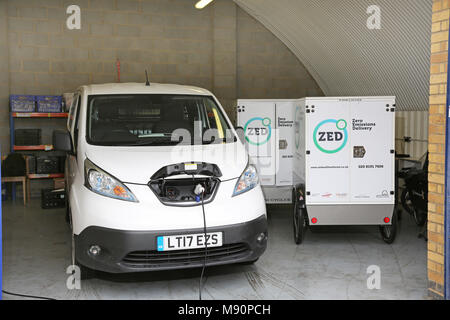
[53,82,268,276]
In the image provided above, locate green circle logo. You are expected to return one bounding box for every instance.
[244,117,272,146]
[336,119,347,130]
[313,119,348,154]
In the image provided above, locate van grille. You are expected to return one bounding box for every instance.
[121,243,249,268]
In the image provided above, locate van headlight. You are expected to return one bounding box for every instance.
[84,158,138,202]
[232,164,259,196]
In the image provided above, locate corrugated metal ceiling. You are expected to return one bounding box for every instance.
[234,0,432,111]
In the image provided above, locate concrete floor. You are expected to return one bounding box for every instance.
[2,199,427,300]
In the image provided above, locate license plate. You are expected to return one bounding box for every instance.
[157,232,223,251]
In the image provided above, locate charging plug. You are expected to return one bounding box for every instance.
[194,184,205,195]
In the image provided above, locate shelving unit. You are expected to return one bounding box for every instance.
[11,112,69,118]
[10,112,68,155]
[13,145,54,151]
[9,112,68,200]
[28,173,64,179]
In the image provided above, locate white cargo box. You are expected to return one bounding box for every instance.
[293,96,396,225]
[237,97,396,226]
[237,99,296,203]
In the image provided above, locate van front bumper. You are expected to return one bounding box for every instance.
[74,215,267,273]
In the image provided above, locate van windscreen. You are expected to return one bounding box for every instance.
[86,94,235,146]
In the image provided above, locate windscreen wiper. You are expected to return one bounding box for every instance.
[121,136,180,146]
[202,136,237,144]
[122,135,237,146]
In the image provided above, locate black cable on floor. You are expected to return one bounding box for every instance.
[199,191,207,301]
[2,289,56,300]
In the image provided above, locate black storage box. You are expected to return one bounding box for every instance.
[41,188,66,209]
[14,129,41,146]
[36,156,60,174]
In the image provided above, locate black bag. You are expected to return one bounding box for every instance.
[2,153,26,177]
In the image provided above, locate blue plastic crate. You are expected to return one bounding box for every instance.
[10,95,36,112]
[36,95,62,113]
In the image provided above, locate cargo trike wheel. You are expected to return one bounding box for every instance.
[293,200,307,244]
[412,208,427,227]
[400,189,414,215]
[379,210,398,244]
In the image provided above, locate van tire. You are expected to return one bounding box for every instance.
[77,262,95,280]
[241,258,259,265]
[65,197,70,223]
[67,203,73,231]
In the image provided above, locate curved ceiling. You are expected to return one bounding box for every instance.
[234,0,432,111]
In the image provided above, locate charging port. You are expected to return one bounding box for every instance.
[148,162,222,207]
[148,177,219,206]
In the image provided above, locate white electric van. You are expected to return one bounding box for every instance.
[53,82,267,276]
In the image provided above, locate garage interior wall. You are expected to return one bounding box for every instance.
[0,0,9,154]
[395,111,429,160]
[0,0,323,157]
[427,0,449,300]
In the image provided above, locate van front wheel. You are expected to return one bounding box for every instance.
[241,258,259,265]
[76,262,95,280]
[65,198,70,223]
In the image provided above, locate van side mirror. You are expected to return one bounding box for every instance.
[235,126,245,144]
[53,130,73,153]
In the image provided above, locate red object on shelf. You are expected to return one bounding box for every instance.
[28,173,64,179]
[13,145,53,151]
[12,112,68,118]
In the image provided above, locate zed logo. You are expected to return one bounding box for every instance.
[313,119,348,154]
[244,117,272,146]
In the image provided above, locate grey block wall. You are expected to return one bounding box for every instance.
[237,9,322,99]
[0,1,10,155]
[0,0,323,157]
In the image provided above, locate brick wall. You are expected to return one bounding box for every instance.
[428,0,448,300]
[0,0,322,154]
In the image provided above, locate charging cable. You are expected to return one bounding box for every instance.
[1,289,56,300]
[194,183,207,300]
[0,214,74,301]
